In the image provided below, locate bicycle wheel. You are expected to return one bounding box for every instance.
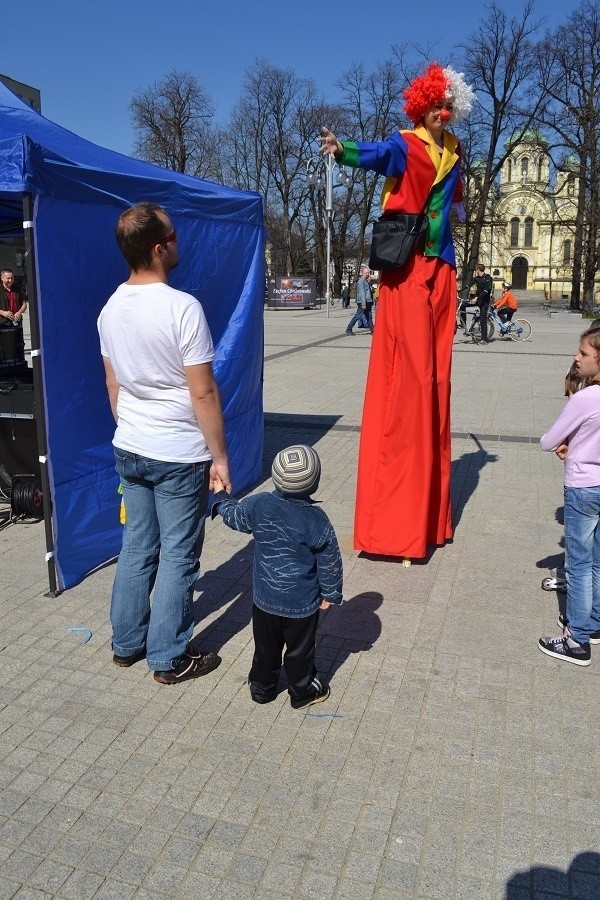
[509,318,532,341]
[486,318,495,341]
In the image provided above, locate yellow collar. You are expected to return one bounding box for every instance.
[413,125,459,185]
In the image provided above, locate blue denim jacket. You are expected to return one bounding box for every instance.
[212,490,343,617]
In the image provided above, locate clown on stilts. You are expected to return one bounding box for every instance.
[319,63,475,563]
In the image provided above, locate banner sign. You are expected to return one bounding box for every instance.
[267,276,317,309]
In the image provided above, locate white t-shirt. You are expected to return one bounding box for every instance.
[98,282,215,463]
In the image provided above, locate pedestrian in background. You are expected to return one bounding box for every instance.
[345,264,373,335]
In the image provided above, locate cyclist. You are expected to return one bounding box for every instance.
[493,282,518,332]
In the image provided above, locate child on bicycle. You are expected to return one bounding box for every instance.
[493,282,518,332]
[539,327,600,666]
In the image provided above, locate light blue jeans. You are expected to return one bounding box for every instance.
[111,449,209,670]
[564,485,600,645]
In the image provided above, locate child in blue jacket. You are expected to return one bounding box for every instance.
[212,445,343,709]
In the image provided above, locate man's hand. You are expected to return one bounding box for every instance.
[210,462,231,493]
[555,443,568,460]
[318,126,342,157]
[320,598,331,610]
[0,310,14,321]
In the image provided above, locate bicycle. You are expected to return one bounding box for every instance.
[489,306,532,341]
[456,299,532,343]
[456,299,495,343]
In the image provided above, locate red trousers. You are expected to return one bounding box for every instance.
[354,253,456,559]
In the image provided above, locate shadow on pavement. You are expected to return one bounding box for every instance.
[537,506,565,572]
[191,541,254,652]
[503,851,600,898]
[317,591,383,681]
[451,433,499,527]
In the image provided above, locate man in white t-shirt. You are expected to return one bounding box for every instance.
[98,202,230,684]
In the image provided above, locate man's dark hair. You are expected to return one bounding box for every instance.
[475,263,485,272]
[116,203,170,271]
[1,268,14,276]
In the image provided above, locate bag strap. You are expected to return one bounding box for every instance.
[411,184,436,233]
[382,183,436,233]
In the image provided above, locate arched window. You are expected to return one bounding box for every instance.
[521,157,529,180]
[567,173,575,196]
[510,217,520,246]
[507,159,512,182]
[524,217,534,247]
[563,240,572,264]
[537,158,544,182]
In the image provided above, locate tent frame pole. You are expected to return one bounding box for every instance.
[22,192,59,597]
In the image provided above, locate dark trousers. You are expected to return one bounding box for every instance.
[478,301,490,341]
[497,307,514,323]
[248,605,321,705]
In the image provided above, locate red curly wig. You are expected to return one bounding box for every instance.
[403,63,448,125]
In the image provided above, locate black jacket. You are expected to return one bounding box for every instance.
[472,273,493,305]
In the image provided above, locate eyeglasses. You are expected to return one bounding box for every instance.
[158,230,177,246]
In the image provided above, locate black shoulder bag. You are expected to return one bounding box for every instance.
[369,186,435,271]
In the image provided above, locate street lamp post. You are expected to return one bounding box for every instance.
[306,154,351,318]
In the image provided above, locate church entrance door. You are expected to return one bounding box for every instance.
[512,257,528,289]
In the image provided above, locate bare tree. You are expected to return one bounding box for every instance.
[130,69,221,180]
[333,59,406,289]
[223,60,329,274]
[538,0,600,310]
[455,1,548,284]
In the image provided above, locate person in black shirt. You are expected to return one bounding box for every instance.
[471,263,493,344]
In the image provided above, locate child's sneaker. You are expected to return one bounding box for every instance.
[542,576,567,593]
[538,634,591,666]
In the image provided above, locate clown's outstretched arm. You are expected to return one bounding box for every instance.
[318,125,407,178]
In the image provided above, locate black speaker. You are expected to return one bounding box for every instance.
[0,371,40,480]
[0,325,26,370]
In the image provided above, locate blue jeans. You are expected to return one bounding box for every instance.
[347,303,369,332]
[564,485,600,645]
[111,449,209,670]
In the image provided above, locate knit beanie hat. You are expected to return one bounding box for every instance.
[272,445,321,496]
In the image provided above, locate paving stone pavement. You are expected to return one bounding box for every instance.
[1,303,599,899]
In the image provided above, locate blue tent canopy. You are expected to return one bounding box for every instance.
[0,82,265,591]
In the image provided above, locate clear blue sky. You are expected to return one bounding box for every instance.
[1,0,583,158]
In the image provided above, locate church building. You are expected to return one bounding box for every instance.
[478,132,582,300]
